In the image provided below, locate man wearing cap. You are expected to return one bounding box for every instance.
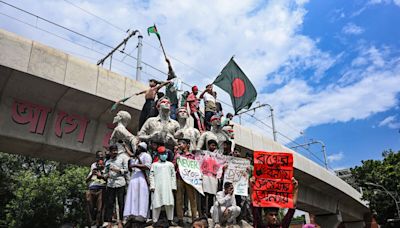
[138,97,180,149]
[172,138,199,226]
[186,86,205,132]
[149,146,177,226]
[175,107,201,150]
[196,115,230,151]
[123,142,152,225]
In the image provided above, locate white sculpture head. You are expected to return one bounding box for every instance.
[157,97,171,112]
[177,107,189,121]
[113,110,131,127]
[210,115,221,127]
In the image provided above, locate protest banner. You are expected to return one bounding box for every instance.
[252,151,294,208]
[224,157,250,196]
[177,156,204,195]
[194,150,227,178]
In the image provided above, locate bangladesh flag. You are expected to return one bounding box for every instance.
[213,58,257,115]
[147,25,160,39]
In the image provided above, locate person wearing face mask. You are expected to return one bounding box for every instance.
[149,146,177,226]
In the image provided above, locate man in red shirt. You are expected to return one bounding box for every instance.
[186,86,205,132]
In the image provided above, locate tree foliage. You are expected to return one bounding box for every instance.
[0,152,89,228]
[351,150,400,227]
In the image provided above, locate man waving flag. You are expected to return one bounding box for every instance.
[213,57,257,114]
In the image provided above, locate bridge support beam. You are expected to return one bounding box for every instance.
[315,212,342,228]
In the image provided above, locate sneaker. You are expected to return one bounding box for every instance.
[169,220,178,226]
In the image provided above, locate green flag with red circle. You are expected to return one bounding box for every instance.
[213,57,257,115]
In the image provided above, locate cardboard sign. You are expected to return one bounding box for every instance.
[194,150,227,178]
[252,151,294,208]
[224,157,250,196]
[177,157,204,195]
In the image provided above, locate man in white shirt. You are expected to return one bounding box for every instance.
[210,182,241,227]
[200,84,217,130]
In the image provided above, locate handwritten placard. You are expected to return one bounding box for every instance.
[194,150,227,178]
[252,151,294,208]
[224,157,250,196]
[177,157,204,195]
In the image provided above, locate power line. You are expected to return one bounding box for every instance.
[62,0,127,33]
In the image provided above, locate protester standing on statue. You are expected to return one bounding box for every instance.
[214,92,223,117]
[123,142,152,225]
[173,138,199,226]
[252,177,299,228]
[149,146,178,226]
[186,86,205,132]
[136,79,171,130]
[104,144,129,228]
[86,151,106,228]
[200,84,216,130]
[210,182,241,227]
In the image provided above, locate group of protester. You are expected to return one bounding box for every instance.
[85,69,306,228]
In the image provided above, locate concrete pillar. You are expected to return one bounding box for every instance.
[315,212,343,228]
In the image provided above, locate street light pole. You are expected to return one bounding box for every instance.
[290,139,328,169]
[366,182,400,219]
[236,103,277,142]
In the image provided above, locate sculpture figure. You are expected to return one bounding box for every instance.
[110,110,137,154]
[138,97,180,148]
[196,115,230,151]
[174,107,200,150]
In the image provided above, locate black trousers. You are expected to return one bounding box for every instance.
[138,99,155,130]
[104,186,126,222]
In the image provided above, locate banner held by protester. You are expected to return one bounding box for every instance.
[177,156,204,195]
[252,151,294,208]
[224,156,250,196]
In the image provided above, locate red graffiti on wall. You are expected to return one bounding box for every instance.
[12,99,52,134]
[11,99,91,143]
[54,111,90,143]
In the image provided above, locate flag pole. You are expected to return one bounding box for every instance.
[154,24,168,61]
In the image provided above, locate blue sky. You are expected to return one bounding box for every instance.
[0,0,399,170]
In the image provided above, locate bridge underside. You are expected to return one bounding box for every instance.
[0,65,141,165]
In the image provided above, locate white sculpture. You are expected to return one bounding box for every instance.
[174,107,200,150]
[196,115,230,151]
[110,110,137,153]
[138,97,180,148]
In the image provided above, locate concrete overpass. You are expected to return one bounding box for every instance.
[0,29,371,227]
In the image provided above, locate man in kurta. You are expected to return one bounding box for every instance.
[123,142,152,225]
[149,146,177,226]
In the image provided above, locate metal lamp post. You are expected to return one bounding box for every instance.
[365,182,400,219]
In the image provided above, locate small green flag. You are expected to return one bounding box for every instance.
[147,25,160,39]
[110,96,131,111]
[213,58,257,115]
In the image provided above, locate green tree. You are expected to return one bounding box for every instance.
[351,150,400,227]
[0,152,89,227]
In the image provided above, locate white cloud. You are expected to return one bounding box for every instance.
[379,115,400,129]
[327,152,344,163]
[342,23,364,35]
